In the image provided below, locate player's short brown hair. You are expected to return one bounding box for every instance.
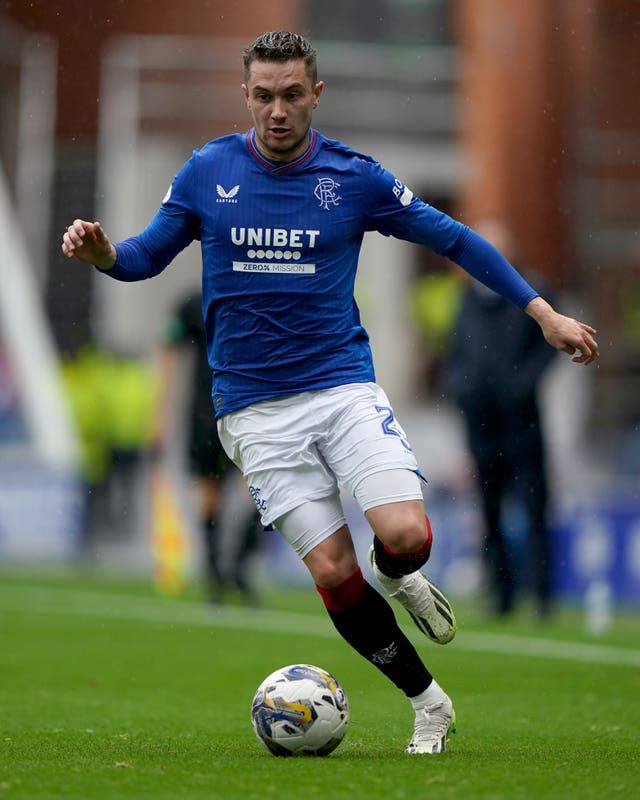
[242,31,318,84]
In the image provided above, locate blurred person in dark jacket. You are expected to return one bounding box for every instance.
[154,292,261,604]
[445,219,557,618]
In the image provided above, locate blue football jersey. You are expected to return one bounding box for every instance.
[109,129,537,417]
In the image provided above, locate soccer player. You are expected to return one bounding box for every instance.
[62,30,599,755]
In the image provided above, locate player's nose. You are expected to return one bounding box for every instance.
[271,97,287,119]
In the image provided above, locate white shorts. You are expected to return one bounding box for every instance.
[217,383,424,555]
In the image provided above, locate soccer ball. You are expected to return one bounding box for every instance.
[251,664,349,756]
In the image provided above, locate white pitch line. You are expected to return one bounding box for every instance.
[1,582,639,668]
[0,583,335,637]
[450,631,640,668]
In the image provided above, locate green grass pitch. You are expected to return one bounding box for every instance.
[0,570,638,799]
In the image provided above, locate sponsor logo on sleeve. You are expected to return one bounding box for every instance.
[392,178,413,207]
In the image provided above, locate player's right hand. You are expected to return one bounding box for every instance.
[61,219,116,270]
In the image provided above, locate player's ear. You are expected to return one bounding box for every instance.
[313,81,324,108]
[242,83,250,107]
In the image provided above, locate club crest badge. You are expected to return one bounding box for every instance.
[314,177,341,210]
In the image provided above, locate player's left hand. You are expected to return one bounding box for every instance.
[525,297,599,365]
[544,317,598,364]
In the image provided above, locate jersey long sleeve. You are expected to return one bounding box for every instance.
[107,160,201,281]
[101,129,538,417]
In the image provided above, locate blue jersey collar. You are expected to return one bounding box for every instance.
[246,128,318,174]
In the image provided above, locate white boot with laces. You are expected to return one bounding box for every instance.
[407,680,456,755]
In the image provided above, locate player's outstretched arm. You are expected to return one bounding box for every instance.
[61,219,116,271]
[524,296,599,365]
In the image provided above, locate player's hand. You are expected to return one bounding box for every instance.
[61,219,116,271]
[543,317,598,364]
[525,296,599,365]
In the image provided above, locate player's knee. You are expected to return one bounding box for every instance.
[310,560,354,588]
[373,514,433,578]
[385,513,431,554]
[305,550,358,589]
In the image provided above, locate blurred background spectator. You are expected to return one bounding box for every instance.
[444,219,557,619]
[153,291,261,605]
[60,344,156,549]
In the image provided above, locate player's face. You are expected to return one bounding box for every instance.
[243,59,323,162]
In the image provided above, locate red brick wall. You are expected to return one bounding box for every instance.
[4,1,301,139]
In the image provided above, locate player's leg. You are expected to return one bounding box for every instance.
[278,500,432,697]
[318,384,456,644]
[277,498,454,754]
[356,477,456,753]
[360,475,456,645]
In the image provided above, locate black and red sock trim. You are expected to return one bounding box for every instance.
[373,515,433,578]
[315,567,366,612]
